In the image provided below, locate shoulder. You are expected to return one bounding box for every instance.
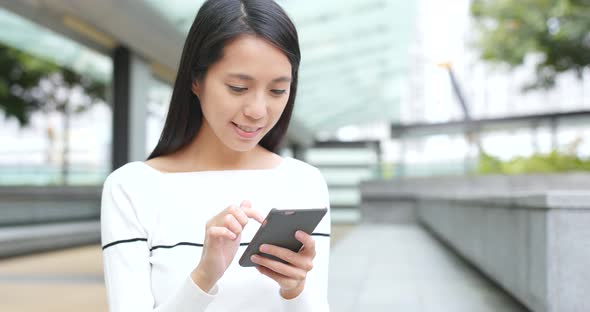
[103,161,154,189]
[283,157,323,177]
[100,162,156,239]
[282,157,328,189]
[101,161,160,213]
[282,157,331,210]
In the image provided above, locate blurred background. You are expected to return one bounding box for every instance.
[0,0,589,311]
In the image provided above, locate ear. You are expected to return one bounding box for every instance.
[191,81,201,98]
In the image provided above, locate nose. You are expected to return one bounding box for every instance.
[243,92,267,120]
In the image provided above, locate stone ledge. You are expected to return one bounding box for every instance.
[0,221,100,258]
[364,190,590,210]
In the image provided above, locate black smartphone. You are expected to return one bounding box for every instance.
[239,208,328,267]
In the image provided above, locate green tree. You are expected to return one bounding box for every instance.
[0,44,54,124]
[0,43,106,183]
[477,137,590,174]
[471,0,590,89]
[0,43,105,124]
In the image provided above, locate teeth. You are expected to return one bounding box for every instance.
[236,124,258,132]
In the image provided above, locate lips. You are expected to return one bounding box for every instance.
[233,123,261,133]
[232,122,263,139]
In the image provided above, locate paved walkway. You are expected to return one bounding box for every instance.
[328,224,529,312]
[0,244,106,312]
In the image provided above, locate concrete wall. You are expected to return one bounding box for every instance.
[361,172,590,198]
[360,174,590,312]
[0,186,101,225]
[0,186,101,257]
[0,221,100,258]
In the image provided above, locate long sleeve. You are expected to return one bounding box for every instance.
[100,173,217,312]
[280,168,331,312]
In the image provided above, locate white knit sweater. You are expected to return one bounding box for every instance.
[100,157,331,311]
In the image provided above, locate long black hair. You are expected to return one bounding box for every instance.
[147,0,300,160]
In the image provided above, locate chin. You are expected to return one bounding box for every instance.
[225,140,260,153]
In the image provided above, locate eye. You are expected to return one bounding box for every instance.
[271,89,287,95]
[228,85,247,93]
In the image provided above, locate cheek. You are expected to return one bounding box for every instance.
[201,89,235,120]
[267,100,288,124]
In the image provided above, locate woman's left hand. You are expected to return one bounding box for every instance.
[251,230,316,299]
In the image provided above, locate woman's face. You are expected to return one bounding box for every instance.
[193,35,292,152]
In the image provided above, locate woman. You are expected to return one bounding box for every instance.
[100,0,331,311]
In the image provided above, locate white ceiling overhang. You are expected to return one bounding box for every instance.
[0,0,416,144]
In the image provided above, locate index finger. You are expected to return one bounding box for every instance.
[242,207,265,224]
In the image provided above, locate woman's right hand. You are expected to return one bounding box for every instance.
[191,200,264,292]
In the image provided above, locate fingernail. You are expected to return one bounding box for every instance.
[259,244,268,252]
[251,255,259,262]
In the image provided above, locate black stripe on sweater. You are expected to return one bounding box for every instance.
[102,238,147,250]
[103,233,331,251]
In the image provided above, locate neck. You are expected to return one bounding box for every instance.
[176,121,263,171]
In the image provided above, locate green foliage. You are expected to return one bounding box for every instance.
[470,0,590,89]
[0,42,106,125]
[477,150,590,175]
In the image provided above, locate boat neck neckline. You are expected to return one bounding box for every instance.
[138,156,292,175]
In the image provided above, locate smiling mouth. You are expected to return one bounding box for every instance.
[232,122,262,133]
[232,122,263,139]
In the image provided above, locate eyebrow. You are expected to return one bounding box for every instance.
[227,73,291,83]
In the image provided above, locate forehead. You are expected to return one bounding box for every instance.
[208,35,292,80]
